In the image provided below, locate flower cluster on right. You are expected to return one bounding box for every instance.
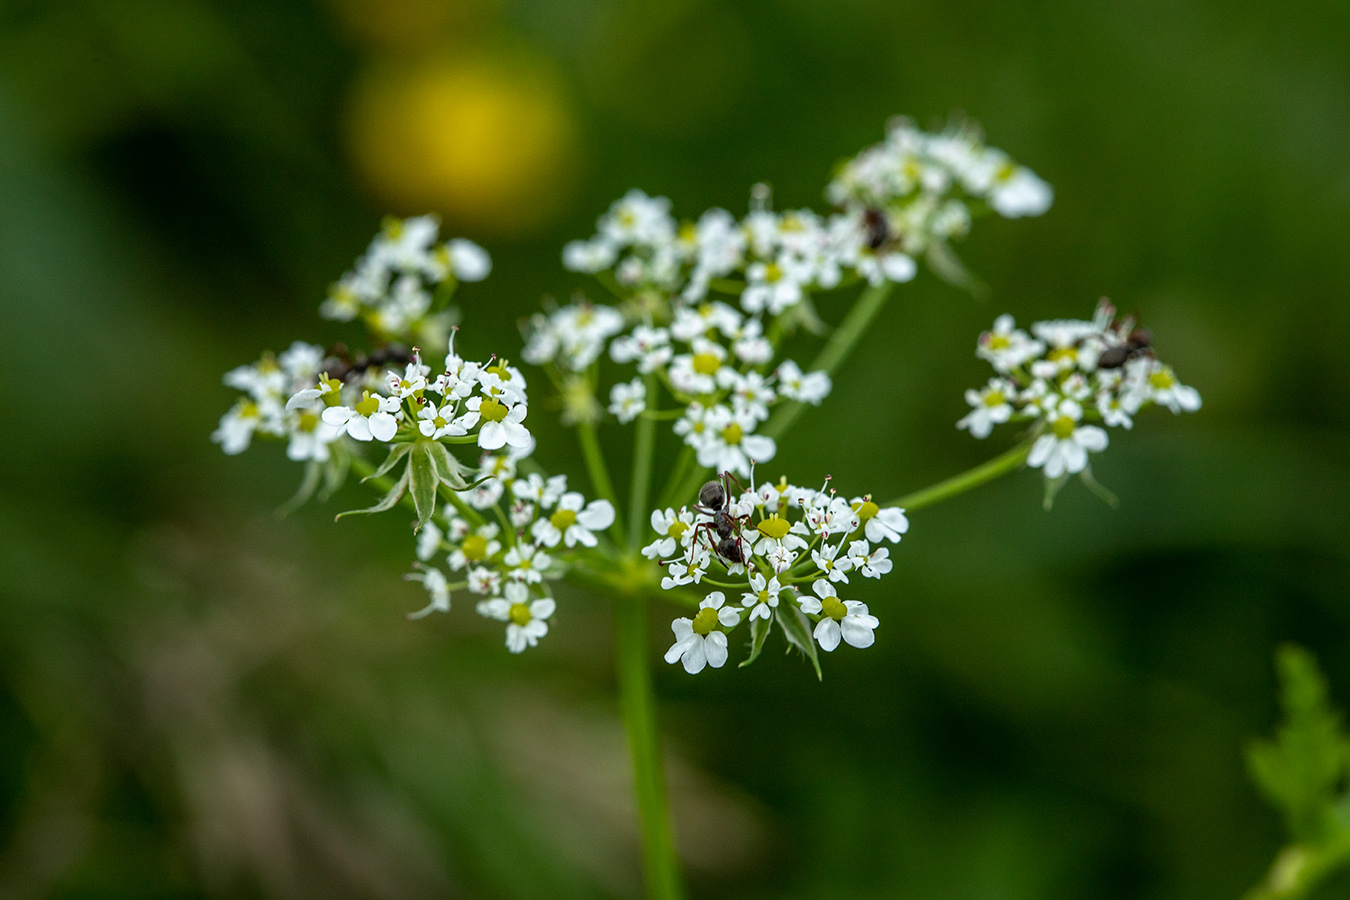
[960,300,1201,490]
[646,471,909,675]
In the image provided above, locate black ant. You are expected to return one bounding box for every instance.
[691,472,751,565]
[1096,327,1153,370]
[862,207,891,251]
[324,342,415,383]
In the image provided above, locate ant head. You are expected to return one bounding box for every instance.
[698,479,726,510]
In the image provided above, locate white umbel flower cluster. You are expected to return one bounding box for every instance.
[959,300,1202,485]
[320,215,490,347]
[646,472,908,674]
[560,122,1049,309]
[304,338,534,452]
[405,466,614,653]
[827,118,1054,250]
[523,299,828,478]
[212,341,339,461]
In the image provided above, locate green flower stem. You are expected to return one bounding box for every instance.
[577,420,627,547]
[628,375,659,550]
[1242,839,1350,900]
[657,444,697,510]
[762,280,894,441]
[614,590,684,900]
[884,441,1031,512]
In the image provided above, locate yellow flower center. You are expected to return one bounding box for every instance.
[433,415,447,429]
[692,607,719,636]
[668,521,689,540]
[722,423,743,445]
[821,595,847,620]
[321,376,343,407]
[1051,416,1076,439]
[479,398,508,422]
[550,509,577,531]
[692,353,721,375]
[355,393,380,417]
[763,263,783,283]
[1047,347,1077,364]
[486,363,512,380]
[758,589,772,605]
[987,334,1010,350]
[995,161,1017,182]
[757,515,790,540]
[297,412,318,433]
[984,391,1006,407]
[239,401,259,419]
[508,603,532,626]
[679,222,697,243]
[462,535,488,561]
[855,500,880,521]
[1149,370,1175,389]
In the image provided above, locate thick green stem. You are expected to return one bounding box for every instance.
[614,593,684,900]
[885,442,1031,511]
[577,420,627,547]
[763,281,894,441]
[628,375,658,550]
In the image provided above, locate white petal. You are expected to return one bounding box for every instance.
[578,499,616,530]
[841,617,876,649]
[704,632,729,668]
[369,412,398,442]
[478,421,506,450]
[814,618,841,652]
[681,640,708,674]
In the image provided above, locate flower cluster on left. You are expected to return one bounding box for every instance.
[212,216,613,653]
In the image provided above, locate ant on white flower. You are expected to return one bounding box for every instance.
[690,471,752,565]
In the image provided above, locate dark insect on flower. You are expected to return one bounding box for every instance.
[324,342,415,382]
[692,472,750,563]
[862,207,891,251]
[1097,328,1153,370]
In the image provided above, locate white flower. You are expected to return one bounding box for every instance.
[798,580,877,651]
[643,507,695,559]
[693,405,775,479]
[448,525,501,571]
[668,338,729,396]
[988,165,1054,218]
[321,391,400,442]
[811,540,854,583]
[477,582,555,653]
[600,189,675,247]
[750,513,809,558]
[418,401,467,439]
[1140,361,1202,414]
[775,360,831,405]
[467,566,501,596]
[465,397,531,450]
[609,378,647,423]
[849,540,892,578]
[213,400,262,455]
[664,592,738,674]
[957,377,1016,439]
[415,520,443,562]
[861,504,909,544]
[610,326,673,374]
[531,493,616,548]
[512,472,568,508]
[741,258,806,315]
[562,238,618,273]
[406,567,451,619]
[661,546,711,589]
[740,571,783,622]
[447,238,491,281]
[977,315,1045,373]
[504,544,552,583]
[1027,399,1109,478]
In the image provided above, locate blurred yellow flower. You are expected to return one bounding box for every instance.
[345,51,579,235]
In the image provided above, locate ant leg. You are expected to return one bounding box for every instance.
[721,471,749,496]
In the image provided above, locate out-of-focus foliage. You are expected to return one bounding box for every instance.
[2,0,1349,898]
[1244,646,1350,898]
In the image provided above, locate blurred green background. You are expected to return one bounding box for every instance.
[2,0,1349,897]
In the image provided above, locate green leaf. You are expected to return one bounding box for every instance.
[739,614,771,668]
[409,444,438,533]
[335,467,409,521]
[362,443,412,482]
[275,459,322,518]
[1246,644,1350,844]
[776,606,823,681]
[425,441,468,490]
